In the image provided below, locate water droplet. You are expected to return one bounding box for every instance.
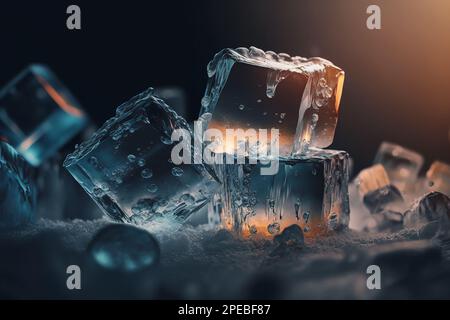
[294,199,301,220]
[127,154,136,162]
[238,104,245,110]
[249,225,258,234]
[172,167,184,177]
[179,193,195,205]
[280,113,286,119]
[312,113,319,123]
[88,224,160,272]
[160,135,172,145]
[141,168,153,179]
[267,222,281,234]
[303,211,310,224]
[138,158,146,167]
[88,156,98,167]
[428,181,434,187]
[303,226,310,233]
[318,78,327,88]
[257,99,262,103]
[147,184,158,193]
[263,111,268,116]
[312,168,317,175]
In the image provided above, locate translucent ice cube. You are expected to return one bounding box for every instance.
[355,164,404,213]
[0,64,88,166]
[208,148,350,238]
[425,161,450,196]
[64,88,219,230]
[199,47,345,156]
[373,142,424,192]
[0,142,36,228]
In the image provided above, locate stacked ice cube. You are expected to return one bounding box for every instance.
[201,47,349,238]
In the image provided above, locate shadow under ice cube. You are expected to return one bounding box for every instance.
[64,88,219,229]
[199,47,345,156]
[0,64,88,166]
[0,142,36,228]
[209,148,350,238]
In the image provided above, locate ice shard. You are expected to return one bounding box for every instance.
[199,47,345,156]
[0,142,36,228]
[64,88,219,230]
[0,64,88,166]
[374,142,424,193]
[208,148,350,238]
[425,161,450,196]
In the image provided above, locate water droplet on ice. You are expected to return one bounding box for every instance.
[138,158,146,167]
[172,167,184,177]
[141,168,153,179]
[267,222,281,234]
[147,184,158,193]
[127,154,136,162]
[238,104,245,110]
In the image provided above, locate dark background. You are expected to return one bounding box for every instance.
[0,0,449,174]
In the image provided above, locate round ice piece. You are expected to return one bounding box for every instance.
[88,224,160,272]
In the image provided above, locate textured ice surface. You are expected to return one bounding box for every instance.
[209,148,350,238]
[88,224,160,272]
[0,142,36,228]
[374,142,424,193]
[0,64,88,166]
[425,161,450,197]
[64,88,219,230]
[199,47,345,155]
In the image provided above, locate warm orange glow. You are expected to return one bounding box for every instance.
[36,76,84,117]
[17,134,39,152]
[334,71,345,112]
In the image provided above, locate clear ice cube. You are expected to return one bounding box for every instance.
[0,142,36,228]
[425,161,450,196]
[373,142,424,192]
[0,64,88,166]
[208,148,350,238]
[199,47,345,155]
[64,88,219,229]
[355,164,404,213]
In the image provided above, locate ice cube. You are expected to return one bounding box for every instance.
[365,210,404,232]
[373,142,424,192]
[208,148,350,238]
[355,164,404,213]
[153,87,187,118]
[0,142,36,228]
[0,64,88,166]
[425,161,450,196]
[88,224,160,272]
[404,191,450,227]
[199,47,345,156]
[64,88,220,229]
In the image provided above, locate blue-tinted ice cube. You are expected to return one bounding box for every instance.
[200,47,345,156]
[64,88,219,230]
[209,148,350,238]
[0,64,88,166]
[0,142,36,228]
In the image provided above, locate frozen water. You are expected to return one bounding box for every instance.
[354,164,405,213]
[209,148,350,238]
[425,161,450,197]
[404,192,450,227]
[0,142,36,228]
[374,142,424,193]
[88,224,160,272]
[199,47,345,156]
[64,88,220,230]
[153,87,187,118]
[365,210,404,232]
[0,64,88,166]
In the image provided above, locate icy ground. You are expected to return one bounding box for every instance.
[1,217,450,299]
